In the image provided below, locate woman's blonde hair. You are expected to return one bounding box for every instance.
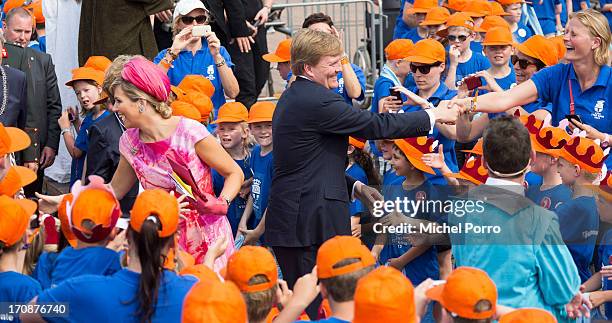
[571,9,611,66]
[110,78,173,119]
[291,28,343,75]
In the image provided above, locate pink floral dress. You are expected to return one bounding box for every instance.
[119,117,234,271]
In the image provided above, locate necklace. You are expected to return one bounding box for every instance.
[0,66,7,116]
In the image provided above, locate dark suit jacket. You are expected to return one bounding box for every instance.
[266,77,431,248]
[0,65,27,129]
[4,43,62,163]
[201,0,262,45]
[86,113,138,215]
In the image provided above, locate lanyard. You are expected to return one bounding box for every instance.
[568,79,575,115]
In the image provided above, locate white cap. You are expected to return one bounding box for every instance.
[173,0,208,22]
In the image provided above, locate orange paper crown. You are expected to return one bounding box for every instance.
[598,171,612,202]
[394,137,438,174]
[450,156,489,185]
[461,138,483,156]
[516,111,544,137]
[559,136,610,174]
[533,125,570,157]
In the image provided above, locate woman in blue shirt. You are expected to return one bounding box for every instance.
[155,1,239,119]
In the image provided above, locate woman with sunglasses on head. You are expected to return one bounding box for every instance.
[154,0,239,121]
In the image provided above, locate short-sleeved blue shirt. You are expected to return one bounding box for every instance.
[212,157,253,236]
[527,183,572,210]
[454,51,490,86]
[249,145,274,231]
[71,110,109,186]
[50,246,122,288]
[37,269,197,323]
[346,163,368,216]
[533,0,562,35]
[394,0,416,40]
[31,251,58,289]
[571,0,590,11]
[0,271,41,322]
[513,22,534,43]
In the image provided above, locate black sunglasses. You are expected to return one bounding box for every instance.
[180,15,208,25]
[410,62,442,74]
[447,34,468,42]
[511,55,543,70]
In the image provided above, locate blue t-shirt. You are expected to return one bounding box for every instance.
[50,246,122,288]
[526,184,572,210]
[0,271,41,322]
[31,251,58,289]
[599,228,612,318]
[571,0,590,11]
[37,269,197,323]
[346,163,368,216]
[70,110,109,186]
[523,98,553,114]
[153,42,234,117]
[249,145,273,231]
[382,169,405,199]
[28,35,46,53]
[454,51,490,86]
[471,41,483,55]
[554,196,599,283]
[394,0,415,40]
[513,22,534,43]
[525,172,543,190]
[405,28,424,43]
[531,63,611,167]
[533,0,562,35]
[403,83,459,185]
[602,0,612,29]
[484,70,517,119]
[212,157,253,236]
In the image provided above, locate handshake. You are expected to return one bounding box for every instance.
[383,86,471,125]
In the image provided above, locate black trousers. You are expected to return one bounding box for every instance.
[273,245,322,319]
[227,27,269,108]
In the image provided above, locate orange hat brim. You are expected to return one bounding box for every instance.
[514,42,545,65]
[481,40,514,46]
[463,11,487,17]
[406,7,431,14]
[12,166,37,187]
[211,117,248,124]
[395,139,436,175]
[6,127,31,153]
[247,117,273,124]
[93,92,109,105]
[15,198,37,216]
[447,171,485,185]
[420,19,447,26]
[425,284,445,302]
[262,53,290,63]
[405,55,440,65]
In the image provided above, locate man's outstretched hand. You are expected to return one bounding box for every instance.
[354,181,383,214]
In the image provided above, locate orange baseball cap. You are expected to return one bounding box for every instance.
[65,67,105,87]
[349,137,366,150]
[171,100,202,122]
[248,101,276,123]
[437,12,485,37]
[499,308,557,323]
[405,39,446,64]
[0,195,36,247]
[461,0,491,17]
[263,38,291,63]
[24,0,43,24]
[558,136,610,174]
[130,189,180,238]
[515,35,560,67]
[224,246,278,292]
[384,39,414,60]
[0,123,31,156]
[184,92,214,123]
[496,0,526,5]
[444,0,467,11]
[84,56,112,73]
[212,102,248,124]
[69,185,121,243]
[532,126,570,157]
[58,194,77,248]
[489,2,511,16]
[2,0,25,13]
[317,236,375,279]
[178,75,215,98]
[597,171,612,202]
[181,264,220,282]
[548,35,567,61]
[353,266,416,323]
[420,7,451,26]
[406,0,438,14]
[394,137,437,174]
[449,155,489,185]
[171,85,188,101]
[0,165,36,197]
[461,138,483,155]
[182,280,248,323]
[427,267,497,319]
[479,15,511,32]
[482,26,514,46]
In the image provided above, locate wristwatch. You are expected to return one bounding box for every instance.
[215,59,226,68]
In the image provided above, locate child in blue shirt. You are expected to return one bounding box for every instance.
[210,102,253,237]
[238,102,276,245]
[501,2,535,43]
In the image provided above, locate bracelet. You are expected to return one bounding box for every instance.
[60,128,71,136]
[340,56,350,65]
[167,48,179,61]
[215,59,226,67]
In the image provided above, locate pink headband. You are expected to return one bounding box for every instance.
[121,57,171,103]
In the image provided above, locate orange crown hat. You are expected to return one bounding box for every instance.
[182,280,247,323]
[449,155,489,185]
[184,92,214,123]
[384,39,414,60]
[349,137,366,150]
[427,267,497,320]
[461,0,491,18]
[499,308,557,323]
[444,0,467,11]
[405,39,446,64]
[130,189,180,238]
[0,123,31,156]
[224,246,278,292]
[559,136,610,174]
[262,38,291,63]
[180,264,220,282]
[353,266,416,323]
[58,194,78,248]
[514,110,544,137]
[496,0,527,5]
[212,102,248,124]
[0,195,36,247]
[406,0,438,14]
[462,138,483,155]
[178,75,215,98]
[489,2,511,16]
[84,56,112,73]
[482,26,514,46]
[394,137,438,174]
[24,0,43,24]
[65,67,105,87]
[420,7,451,26]
[316,236,375,279]
[171,100,202,122]
[532,120,571,157]
[597,171,612,202]
[479,15,511,32]
[0,165,36,197]
[515,35,560,67]
[66,176,121,243]
[248,101,276,123]
[171,85,188,101]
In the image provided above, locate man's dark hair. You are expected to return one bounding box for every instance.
[482,116,531,178]
[302,12,334,29]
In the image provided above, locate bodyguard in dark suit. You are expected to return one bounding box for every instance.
[266,30,457,315]
[86,112,138,215]
[0,64,27,129]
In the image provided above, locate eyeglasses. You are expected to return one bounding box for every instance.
[447,35,469,42]
[410,62,442,74]
[511,55,541,70]
[180,15,208,25]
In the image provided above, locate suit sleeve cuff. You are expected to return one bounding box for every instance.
[351,181,362,201]
[425,110,436,135]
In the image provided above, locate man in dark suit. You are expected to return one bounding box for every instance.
[3,8,62,195]
[0,35,27,129]
[266,29,458,315]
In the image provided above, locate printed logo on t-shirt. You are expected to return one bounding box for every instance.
[593,100,605,120]
[518,28,527,38]
[540,196,551,209]
[252,178,261,209]
[415,191,427,201]
[207,65,216,81]
[338,77,345,94]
